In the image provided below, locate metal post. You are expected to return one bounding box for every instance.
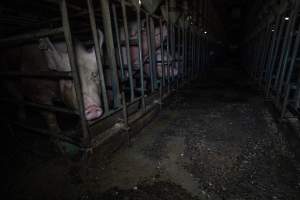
[136,5,146,110]
[150,17,158,90]
[266,17,286,97]
[276,9,298,105]
[112,4,125,80]
[258,24,272,86]
[87,0,109,113]
[160,19,166,87]
[264,15,280,90]
[99,0,121,108]
[60,0,90,146]
[274,12,294,92]
[281,24,300,118]
[146,14,154,92]
[121,0,135,102]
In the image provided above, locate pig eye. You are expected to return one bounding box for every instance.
[90,71,100,84]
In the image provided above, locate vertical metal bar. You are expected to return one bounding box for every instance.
[197,34,201,76]
[295,73,300,109]
[60,0,90,146]
[180,27,184,82]
[281,21,300,118]
[146,14,154,92]
[170,24,175,83]
[189,29,192,80]
[160,19,166,88]
[276,9,298,104]
[166,29,171,90]
[266,17,286,97]
[136,6,146,110]
[99,0,121,108]
[121,0,135,102]
[258,24,272,86]
[166,1,171,91]
[274,13,294,92]
[183,22,187,82]
[159,79,163,110]
[191,29,195,80]
[112,4,125,80]
[176,26,181,83]
[264,15,280,89]
[87,0,109,113]
[150,17,158,90]
[121,91,128,126]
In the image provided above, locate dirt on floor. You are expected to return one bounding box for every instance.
[3,66,300,200]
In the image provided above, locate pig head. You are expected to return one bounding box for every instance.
[40,37,103,121]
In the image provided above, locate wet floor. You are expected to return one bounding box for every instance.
[5,65,300,200]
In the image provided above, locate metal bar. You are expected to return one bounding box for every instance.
[136,5,146,110]
[166,27,171,90]
[183,24,187,82]
[61,0,90,146]
[121,91,128,127]
[176,26,181,83]
[121,0,135,102]
[170,24,175,84]
[6,120,81,146]
[191,29,195,80]
[266,17,286,97]
[160,19,166,88]
[112,3,125,80]
[100,0,121,108]
[274,12,295,92]
[276,9,298,104]
[0,27,64,45]
[150,17,158,90]
[264,15,280,89]
[281,11,300,117]
[188,29,192,80]
[0,71,72,79]
[87,0,109,113]
[0,98,79,115]
[146,14,154,92]
[258,24,273,86]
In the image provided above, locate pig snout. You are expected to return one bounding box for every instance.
[84,95,103,120]
[85,104,103,120]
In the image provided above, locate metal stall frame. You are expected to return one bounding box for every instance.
[244,0,300,121]
[0,0,211,155]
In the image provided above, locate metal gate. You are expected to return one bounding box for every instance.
[243,0,300,121]
[0,0,212,154]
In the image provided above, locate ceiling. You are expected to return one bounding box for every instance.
[211,0,252,44]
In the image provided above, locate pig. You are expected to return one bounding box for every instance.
[155,48,179,78]
[119,21,173,93]
[0,34,104,132]
[120,21,167,68]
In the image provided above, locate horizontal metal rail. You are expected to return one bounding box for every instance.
[6,120,81,146]
[0,71,73,79]
[0,27,64,45]
[0,98,79,115]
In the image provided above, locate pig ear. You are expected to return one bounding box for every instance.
[39,38,65,71]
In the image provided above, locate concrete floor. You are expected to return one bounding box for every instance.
[5,65,300,200]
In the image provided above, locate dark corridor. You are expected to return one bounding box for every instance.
[1,0,300,200]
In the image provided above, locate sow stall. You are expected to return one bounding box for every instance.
[243,0,300,121]
[0,0,212,155]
